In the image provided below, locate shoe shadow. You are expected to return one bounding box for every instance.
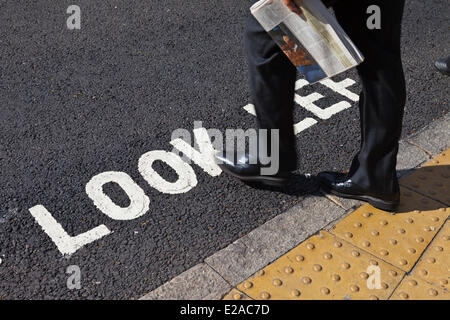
[243,165,449,214]
[243,172,321,197]
[394,164,449,214]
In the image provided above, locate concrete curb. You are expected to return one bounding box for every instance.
[140,263,231,300]
[140,112,449,300]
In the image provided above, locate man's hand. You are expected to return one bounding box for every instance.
[282,0,303,15]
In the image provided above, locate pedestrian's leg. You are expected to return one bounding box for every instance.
[319,0,406,210]
[214,14,298,186]
[244,14,298,172]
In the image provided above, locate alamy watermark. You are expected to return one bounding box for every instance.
[171,121,281,176]
[366,265,382,289]
[366,5,381,30]
[66,265,81,289]
[67,5,81,30]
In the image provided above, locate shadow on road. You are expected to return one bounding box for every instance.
[243,173,321,197]
[244,165,449,214]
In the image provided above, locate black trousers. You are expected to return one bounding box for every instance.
[245,0,406,194]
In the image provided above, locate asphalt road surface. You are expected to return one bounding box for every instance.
[0,0,448,299]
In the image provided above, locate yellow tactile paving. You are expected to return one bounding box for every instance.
[329,188,449,272]
[389,275,449,300]
[222,150,450,300]
[400,149,450,205]
[411,220,449,290]
[235,231,405,300]
[222,288,253,300]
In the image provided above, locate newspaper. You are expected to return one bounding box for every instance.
[251,0,364,83]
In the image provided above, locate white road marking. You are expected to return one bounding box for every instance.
[243,103,256,116]
[29,205,111,256]
[295,93,352,120]
[138,150,198,194]
[86,171,150,220]
[294,117,318,135]
[295,80,353,119]
[170,127,222,177]
[244,78,358,130]
[243,101,332,133]
[295,79,309,90]
[26,77,361,256]
[319,78,359,102]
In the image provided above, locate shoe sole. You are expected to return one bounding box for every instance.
[218,164,290,187]
[320,185,399,212]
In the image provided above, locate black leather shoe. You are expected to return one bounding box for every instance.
[317,171,400,211]
[215,151,291,187]
[435,56,450,76]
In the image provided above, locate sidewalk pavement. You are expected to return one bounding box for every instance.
[141,112,449,300]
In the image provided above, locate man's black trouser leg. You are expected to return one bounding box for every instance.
[244,14,298,172]
[244,0,406,191]
[333,0,406,194]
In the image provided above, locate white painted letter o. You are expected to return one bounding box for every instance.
[86,171,150,220]
[138,150,197,194]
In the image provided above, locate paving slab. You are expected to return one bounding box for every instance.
[411,220,449,291]
[400,148,450,206]
[396,140,429,177]
[330,188,448,272]
[406,112,450,157]
[140,263,231,300]
[205,197,346,286]
[235,231,405,300]
[390,275,449,300]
